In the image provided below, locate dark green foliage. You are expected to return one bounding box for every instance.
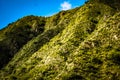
[0,0,120,80]
[89,0,120,10]
[109,51,120,65]
[92,57,103,64]
[0,15,46,69]
[64,73,83,80]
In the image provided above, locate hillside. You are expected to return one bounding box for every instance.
[0,16,46,69]
[0,0,120,79]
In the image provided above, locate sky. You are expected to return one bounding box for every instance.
[0,0,86,29]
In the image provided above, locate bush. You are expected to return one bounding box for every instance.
[109,51,120,65]
[63,73,83,80]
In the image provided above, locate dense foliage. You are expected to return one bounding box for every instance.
[0,0,120,79]
[0,16,46,69]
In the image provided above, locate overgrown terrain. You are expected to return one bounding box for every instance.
[0,0,120,79]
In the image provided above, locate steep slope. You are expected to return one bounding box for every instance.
[0,0,120,80]
[0,16,46,69]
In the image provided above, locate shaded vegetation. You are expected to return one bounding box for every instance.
[0,0,120,80]
[0,16,46,69]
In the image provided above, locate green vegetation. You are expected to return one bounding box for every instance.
[0,0,120,80]
[0,16,46,69]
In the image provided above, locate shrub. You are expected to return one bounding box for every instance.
[109,51,120,65]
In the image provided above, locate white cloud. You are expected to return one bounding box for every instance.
[60,1,72,10]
